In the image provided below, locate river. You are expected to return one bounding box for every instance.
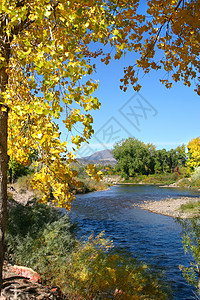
[69,184,200,299]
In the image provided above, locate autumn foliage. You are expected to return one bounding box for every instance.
[0,0,198,210]
[187,137,200,171]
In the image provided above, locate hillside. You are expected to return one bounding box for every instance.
[78,149,117,166]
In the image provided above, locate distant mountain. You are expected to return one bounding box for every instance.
[78,149,117,166]
[84,149,116,161]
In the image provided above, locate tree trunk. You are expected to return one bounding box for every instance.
[0,35,10,289]
[0,107,8,290]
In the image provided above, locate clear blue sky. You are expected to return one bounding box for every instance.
[59,51,200,158]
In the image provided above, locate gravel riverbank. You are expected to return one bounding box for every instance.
[135,197,200,219]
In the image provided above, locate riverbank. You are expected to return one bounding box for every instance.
[117,172,200,191]
[136,196,200,219]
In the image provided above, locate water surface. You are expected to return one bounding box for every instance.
[69,184,200,299]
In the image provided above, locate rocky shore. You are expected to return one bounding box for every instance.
[135,197,200,219]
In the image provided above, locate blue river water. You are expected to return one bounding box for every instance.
[68,184,200,299]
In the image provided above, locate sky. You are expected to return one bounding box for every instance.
[59,50,200,158]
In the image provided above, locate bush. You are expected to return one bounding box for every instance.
[191,167,200,181]
[177,178,191,187]
[6,201,75,270]
[178,217,200,294]
[40,232,170,299]
[190,167,200,188]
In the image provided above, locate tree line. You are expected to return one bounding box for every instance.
[112,137,200,179]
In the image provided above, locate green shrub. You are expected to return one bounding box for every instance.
[6,201,61,238]
[192,179,200,188]
[8,152,37,183]
[9,215,75,280]
[179,166,190,178]
[178,217,200,294]
[8,157,30,183]
[177,178,191,187]
[129,173,181,185]
[6,201,75,269]
[70,176,108,194]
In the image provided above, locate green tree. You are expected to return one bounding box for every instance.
[113,140,186,178]
[112,138,156,179]
[154,149,169,174]
[175,144,187,167]
[154,145,186,174]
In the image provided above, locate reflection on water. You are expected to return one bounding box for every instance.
[67,184,200,299]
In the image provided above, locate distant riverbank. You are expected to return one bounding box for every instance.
[135,196,200,219]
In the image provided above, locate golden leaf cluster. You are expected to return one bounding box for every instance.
[187,137,200,171]
[1,0,199,208]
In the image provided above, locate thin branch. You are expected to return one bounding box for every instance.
[139,0,185,61]
[16,0,26,8]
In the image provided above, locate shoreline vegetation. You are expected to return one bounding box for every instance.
[110,137,200,220]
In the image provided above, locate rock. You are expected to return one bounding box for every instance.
[2,262,64,299]
[1,278,53,299]
[11,266,41,283]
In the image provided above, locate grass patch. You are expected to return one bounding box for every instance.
[180,201,200,214]
[121,171,200,190]
[122,173,181,185]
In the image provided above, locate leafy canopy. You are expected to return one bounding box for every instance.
[112,138,156,178]
[119,0,200,94]
[0,0,199,208]
[112,138,186,178]
[1,0,120,208]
